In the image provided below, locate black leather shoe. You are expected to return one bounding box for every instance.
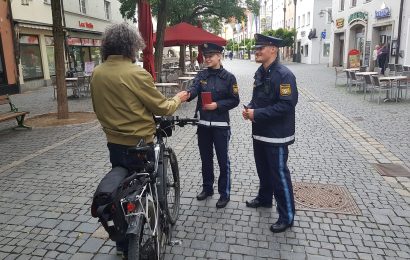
[216,197,230,208]
[269,221,294,233]
[196,190,213,201]
[245,198,272,208]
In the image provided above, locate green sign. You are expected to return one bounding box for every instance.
[348,12,368,24]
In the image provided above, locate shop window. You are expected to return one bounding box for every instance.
[304,45,309,57]
[104,1,111,20]
[351,0,357,7]
[20,35,43,80]
[323,43,330,57]
[45,36,55,76]
[340,0,345,11]
[79,0,87,14]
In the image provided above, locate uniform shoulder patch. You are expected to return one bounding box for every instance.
[280,84,291,96]
[233,84,239,95]
[200,80,207,86]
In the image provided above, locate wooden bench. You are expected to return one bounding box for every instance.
[0,95,31,130]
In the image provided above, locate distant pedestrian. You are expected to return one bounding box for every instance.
[378,44,389,75]
[372,44,380,71]
[229,51,233,60]
[186,43,240,208]
[243,34,298,233]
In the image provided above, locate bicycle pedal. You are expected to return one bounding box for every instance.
[169,239,182,246]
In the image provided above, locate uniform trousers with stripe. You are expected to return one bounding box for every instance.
[197,126,231,199]
[253,139,295,224]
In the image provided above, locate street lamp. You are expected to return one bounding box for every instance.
[319,9,334,23]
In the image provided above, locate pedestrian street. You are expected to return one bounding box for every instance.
[0,59,409,260]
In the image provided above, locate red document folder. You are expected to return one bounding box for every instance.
[201,92,212,108]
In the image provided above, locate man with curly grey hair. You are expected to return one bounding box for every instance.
[90,23,189,257]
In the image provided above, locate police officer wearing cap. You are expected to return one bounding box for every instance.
[187,42,239,208]
[242,34,298,233]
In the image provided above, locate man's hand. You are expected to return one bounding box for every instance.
[203,102,218,110]
[176,91,190,102]
[242,108,254,121]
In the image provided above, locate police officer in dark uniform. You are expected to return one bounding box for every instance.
[242,34,298,233]
[187,42,240,208]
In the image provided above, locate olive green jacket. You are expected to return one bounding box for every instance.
[91,55,181,146]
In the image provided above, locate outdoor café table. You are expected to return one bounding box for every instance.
[376,75,407,102]
[154,82,179,97]
[170,66,180,70]
[65,77,80,98]
[355,71,378,76]
[344,68,360,72]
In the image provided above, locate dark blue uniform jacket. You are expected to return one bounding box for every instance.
[188,67,239,126]
[249,59,298,145]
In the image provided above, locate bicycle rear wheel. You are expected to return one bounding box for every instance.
[128,210,164,260]
[163,148,180,225]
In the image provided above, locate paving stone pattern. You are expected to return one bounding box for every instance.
[0,60,409,259]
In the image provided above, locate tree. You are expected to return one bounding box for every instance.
[51,0,68,119]
[119,0,259,70]
[263,28,296,48]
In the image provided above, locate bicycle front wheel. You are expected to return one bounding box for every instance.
[163,148,180,225]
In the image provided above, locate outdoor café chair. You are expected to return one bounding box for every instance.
[334,67,345,87]
[359,66,367,72]
[396,71,410,101]
[395,64,404,75]
[345,71,351,88]
[372,76,391,104]
[404,66,409,72]
[388,63,396,72]
[349,71,363,92]
[363,74,375,101]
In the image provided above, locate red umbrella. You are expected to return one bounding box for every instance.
[138,0,156,81]
[196,21,204,65]
[154,22,227,47]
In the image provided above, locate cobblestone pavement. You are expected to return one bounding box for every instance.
[0,60,409,260]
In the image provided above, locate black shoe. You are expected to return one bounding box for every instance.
[245,198,272,208]
[196,190,213,201]
[269,221,294,233]
[216,197,230,208]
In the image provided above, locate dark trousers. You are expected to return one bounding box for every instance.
[253,140,295,224]
[197,126,231,198]
[107,142,144,252]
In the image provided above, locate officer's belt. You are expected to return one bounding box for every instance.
[253,134,295,144]
[198,120,229,127]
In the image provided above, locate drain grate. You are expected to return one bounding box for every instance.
[373,163,410,177]
[294,182,361,215]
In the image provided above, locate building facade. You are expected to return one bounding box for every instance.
[11,0,125,91]
[0,0,19,95]
[296,0,332,64]
[329,0,406,68]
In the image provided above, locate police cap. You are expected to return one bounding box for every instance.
[201,43,224,55]
[254,33,284,48]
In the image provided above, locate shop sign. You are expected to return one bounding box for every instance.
[67,37,82,46]
[81,38,93,46]
[93,39,102,46]
[375,7,391,19]
[79,21,94,29]
[336,18,344,29]
[20,35,39,44]
[348,12,368,25]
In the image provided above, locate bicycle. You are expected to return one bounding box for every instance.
[118,116,197,260]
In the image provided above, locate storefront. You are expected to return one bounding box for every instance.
[66,36,101,73]
[347,12,368,67]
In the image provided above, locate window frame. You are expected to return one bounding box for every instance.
[79,0,87,14]
[104,1,111,20]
